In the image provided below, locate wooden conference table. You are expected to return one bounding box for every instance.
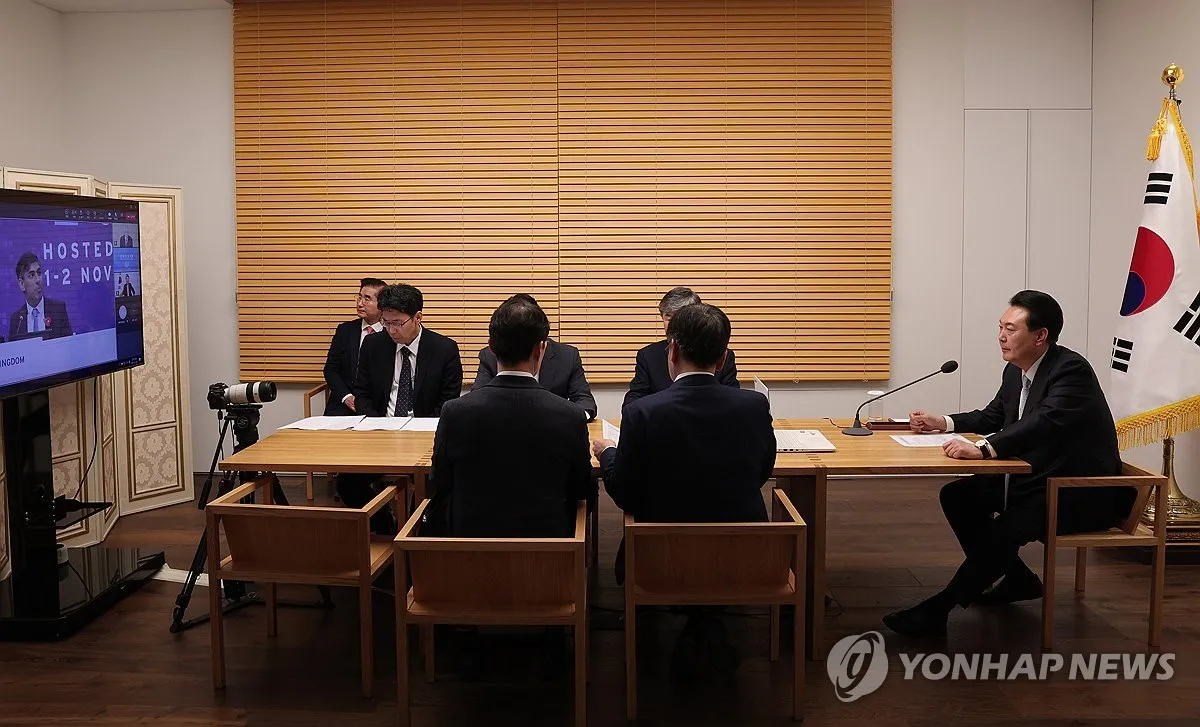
[218,418,1030,659]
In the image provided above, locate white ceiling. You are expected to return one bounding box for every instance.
[33,0,229,12]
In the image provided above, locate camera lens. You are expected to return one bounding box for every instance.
[226,381,277,405]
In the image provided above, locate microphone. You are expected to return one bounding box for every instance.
[841,360,959,436]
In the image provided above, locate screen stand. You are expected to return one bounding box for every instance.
[0,389,164,641]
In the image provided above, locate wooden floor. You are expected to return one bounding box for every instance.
[2,475,1198,726]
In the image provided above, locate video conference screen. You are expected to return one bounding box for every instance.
[0,189,145,400]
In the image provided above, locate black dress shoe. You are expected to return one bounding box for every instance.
[974,574,1043,606]
[882,603,948,638]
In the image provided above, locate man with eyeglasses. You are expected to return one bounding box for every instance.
[337,283,463,532]
[321,277,386,416]
[623,286,739,412]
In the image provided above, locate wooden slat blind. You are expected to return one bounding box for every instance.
[234,0,892,384]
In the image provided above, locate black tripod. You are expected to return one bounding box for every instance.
[169,405,331,633]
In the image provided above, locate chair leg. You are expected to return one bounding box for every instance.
[625,601,637,721]
[210,576,226,690]
[1150,540,1165,647]
[1074,548,1087,593]
[575,617,587,727]
[793,598,804,721]
[421,626,435,682]
[770,605,780,662]
[265,582,278,637]
[360,584,374,698]
[396,550,410,727]
[1042,537,1057,652]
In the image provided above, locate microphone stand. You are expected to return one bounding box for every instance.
[842,368,950,436]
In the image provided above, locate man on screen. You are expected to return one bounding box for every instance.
[10,252,72,340]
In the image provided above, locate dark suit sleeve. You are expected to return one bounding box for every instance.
[432,339,463,416]
[985,357,1094,459]
[622,349,653,411]
[8,311,18,340]
[352,343,382,417]
[323,325,353,404]
[58,302,71,336]
[719,348,739,388]
[470,348,496,392]
[566,347,598,420]
[568,414,597,503]
[757,399,778,484]
[425,404,456,534]
[949,381,1006,435]
[599,407,648,514]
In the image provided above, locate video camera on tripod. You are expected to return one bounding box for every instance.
[170,379,300,633]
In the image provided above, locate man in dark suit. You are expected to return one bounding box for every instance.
[431,294,594,537]
[883,290,1133,638]
[321,277,386,416]
[470,293,597,420]
[429,294,594,680]
[594,302,776,681]
[10,252,72,340]
[337,283,463,531]
[623,286,738,411]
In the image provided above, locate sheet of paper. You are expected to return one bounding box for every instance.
[890,433,971,447]
[281,415,363,431]
[602,419,620,445]
[754,376,769,398]
[401,417,441,432]
[351,416,412,431]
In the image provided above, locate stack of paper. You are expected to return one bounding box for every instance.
[774,429,836,452]
[402,418,441,432]
[602,419,620,445]
[352,416,411,431]
[282,416,363,431]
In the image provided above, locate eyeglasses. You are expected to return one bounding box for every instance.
[381,316,413,330]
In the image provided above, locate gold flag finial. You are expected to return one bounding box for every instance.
[1163,63,1185,90]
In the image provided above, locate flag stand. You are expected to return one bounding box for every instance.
[1141,436,1200,542]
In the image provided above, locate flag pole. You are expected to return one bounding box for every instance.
[1137,64,1200,542]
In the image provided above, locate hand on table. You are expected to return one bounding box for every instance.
[591,439,616,458]
[909,410,947,433]
[943,438,983,460]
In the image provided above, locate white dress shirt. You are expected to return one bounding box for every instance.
[945,351,1046,458]
[387,325,423,416]
[673,370,716,382]
[26,299,45,333]
[496,369,536,379]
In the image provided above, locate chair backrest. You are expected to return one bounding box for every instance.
[1117,461,1162,535]
[626,488,804,598]
[208,478,370,578]
[396,501,586,611]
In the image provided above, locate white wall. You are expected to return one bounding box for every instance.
[1091,0,1200,497]
[58,8,237,471]
[0,0,67,171]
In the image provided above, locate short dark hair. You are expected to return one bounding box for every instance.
[1009,289,1063,343]
[511,292,538,306]
[666,303,731,368]
[378,284,423,316]
[359,277,387,290]
[15,251,39,278]
[489,295,550,367]
[658,286,701,317]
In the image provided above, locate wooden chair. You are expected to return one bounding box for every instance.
[394,500,589,727]
[1043,461,1168,651]
[206,475,402,698]
[302,382,332,503]
[622,488,806,721]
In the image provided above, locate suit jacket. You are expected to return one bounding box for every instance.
[322,319,376,415]
[623,339,739,411]
[352,326,462,418]
[428,375,595,537]
[470,338,597,420]
[601,374,776,525]
[9,298,72,340]
[950,343,1133,520]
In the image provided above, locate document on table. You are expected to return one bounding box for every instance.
[774,429,837,452]
[401,417,441,432]
[351,416,411,431]
[890,433,971,447]
[602,419,620,445]
[282,415,364,431]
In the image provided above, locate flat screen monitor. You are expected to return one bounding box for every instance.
[0,188,144,400]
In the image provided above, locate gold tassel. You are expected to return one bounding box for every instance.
[1147,97,1171,161]
[1116,394,1200,451]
